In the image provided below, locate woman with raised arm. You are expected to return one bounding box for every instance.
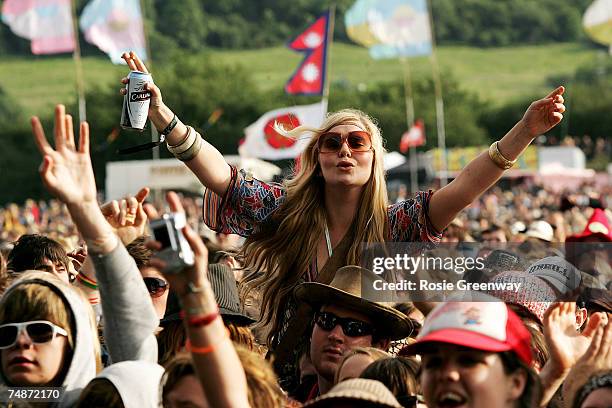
[121,51,565,358]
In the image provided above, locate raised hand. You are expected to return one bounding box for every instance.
[148,191,209,296]
[100,187,150,245]
[521,86,565,138]
[120,51,164,114]
[31,105,96,206]
[543,302,609,374]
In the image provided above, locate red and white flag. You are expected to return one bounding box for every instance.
[285,11,330,95]
[239,101,328,160]
[400,119,426,153]
[1,0,75,55]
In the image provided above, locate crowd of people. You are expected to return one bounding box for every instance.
[0,51,609,408]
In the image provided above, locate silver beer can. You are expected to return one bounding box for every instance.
[120,70,152,131]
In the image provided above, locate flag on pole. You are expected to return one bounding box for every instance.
[79,0,147,64]
[285,11,330,95]
[345,0,432,59]
[1,0,75,54]
[239,101,328,160]
[399,119,425,153]
[583,0,612,51]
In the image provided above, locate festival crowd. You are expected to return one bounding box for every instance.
[0,51,609,408]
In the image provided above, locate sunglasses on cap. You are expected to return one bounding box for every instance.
[317,131,372,153]
[143,277,169,298]
[314,311,374,337]
[0,320,68,349]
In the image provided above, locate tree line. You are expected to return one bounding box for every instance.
[0,0,601,56]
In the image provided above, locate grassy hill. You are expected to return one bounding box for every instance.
[0,42,603,117]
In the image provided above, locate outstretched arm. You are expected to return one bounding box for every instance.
[121,52,231,196]
[428,86,565,232]
[150,192,250,408]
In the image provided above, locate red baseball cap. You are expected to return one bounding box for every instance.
[404,300,533,366]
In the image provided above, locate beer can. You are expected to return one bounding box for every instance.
[120,70,152,131]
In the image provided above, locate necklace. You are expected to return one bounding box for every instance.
[324,220,333,257]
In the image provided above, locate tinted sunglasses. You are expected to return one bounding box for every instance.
[0,320,68,349]
[317,131,372,153]
[143,277,169,298]
[314,311,374,337]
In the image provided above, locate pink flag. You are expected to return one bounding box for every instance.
[285,11,330,95]
[1,0,75,55]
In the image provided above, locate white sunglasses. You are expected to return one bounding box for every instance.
[0,320,68,349]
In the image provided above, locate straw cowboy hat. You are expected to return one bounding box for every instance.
[304,378,402,408]
[294,265,413,340]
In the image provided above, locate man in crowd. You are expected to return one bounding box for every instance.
[294,265,413,400]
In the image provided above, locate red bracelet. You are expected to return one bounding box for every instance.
[184,311,220,327]
[185,339,215,355]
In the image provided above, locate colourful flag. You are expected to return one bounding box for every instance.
[79,0,147,64]
[285,11,330,95]
[399,119,425,153]
[239,101,328,160]
[1,0,75,54]
[583,0,612,50]
[345,0,432,59]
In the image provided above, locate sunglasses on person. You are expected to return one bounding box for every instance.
[317,131,372,153]
[0,320,68,349]
[143,277,169,298]
[314,311,374,337]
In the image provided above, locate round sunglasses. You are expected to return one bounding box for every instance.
[317,131,373,153]
[314,311,374,337]
[0,320,68,349]
[143,277,169,298]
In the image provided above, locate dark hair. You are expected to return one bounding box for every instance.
[360,357,420,402]
[499,351,542,408]
[7,234,69,273]
[75,378,124,408]
[126,236,152,269]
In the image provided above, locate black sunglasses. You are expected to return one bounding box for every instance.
[314,311,374,337]
[143,277,168,298]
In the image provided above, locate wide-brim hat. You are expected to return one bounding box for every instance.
[294,265,413,341]
[566,208,612,242]
[304,378,402,408]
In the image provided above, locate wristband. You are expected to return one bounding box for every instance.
[77,272,98,290]
[185,339,215,355]
[176,132,203,162]
[185,311,220,327]
[160,114,178,136]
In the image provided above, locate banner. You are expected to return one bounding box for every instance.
[399,119,425,152]
[583,0,612,49]
[80,0,147,64]
[285,11,330,95]
[345,0,432,59]
[1,0,75,54]
[239,101,328,160]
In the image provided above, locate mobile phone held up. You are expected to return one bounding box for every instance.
[149,213,195,274]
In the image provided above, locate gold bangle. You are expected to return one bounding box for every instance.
[488,141,516,170]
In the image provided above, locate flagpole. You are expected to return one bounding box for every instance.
[70,0,86,122]
[400,58,418,193]
[322,5,335,111]
[426,0,447,187]
[138,0,159,162]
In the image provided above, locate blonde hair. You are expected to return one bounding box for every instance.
[240,109,389,346]
[236,345,286,408]
[334,347,391,384]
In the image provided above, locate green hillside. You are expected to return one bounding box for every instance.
[0,42,603,117]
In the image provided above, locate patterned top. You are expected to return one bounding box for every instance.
[203,166,442,253]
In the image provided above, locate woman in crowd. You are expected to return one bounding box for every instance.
[334,347,391,384]
[120,51,566,356]
[0,271,101,406]
[361,357,421,407]
[405,300,541,408]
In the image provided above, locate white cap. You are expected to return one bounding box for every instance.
[526,256,581,294]
[525,220,554,242]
